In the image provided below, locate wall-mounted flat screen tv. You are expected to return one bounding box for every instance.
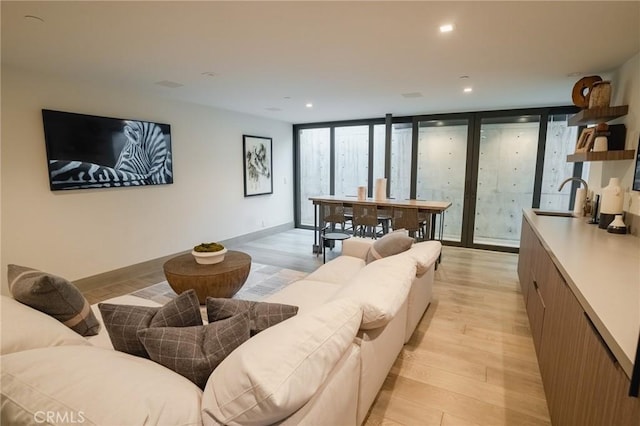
[42,109,173,191]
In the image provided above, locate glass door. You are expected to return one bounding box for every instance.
[539,114,588,210]
[389,123,412,200]
[298,128,330,226]
[416,119,470,243]
[334,125,369,197]
[471,115,541,248]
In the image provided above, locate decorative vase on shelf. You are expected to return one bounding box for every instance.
[598,178,623,229]
[593,136,608,152]
[588,81,612,109]
[607,215,627,234]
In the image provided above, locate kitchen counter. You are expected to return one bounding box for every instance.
[523,209,640,378]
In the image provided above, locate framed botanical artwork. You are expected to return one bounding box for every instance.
[243,135,273,197]
[575,128,596,153]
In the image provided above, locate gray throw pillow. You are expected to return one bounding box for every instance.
[98,289,202,358]
[8,264,100,336]
[137,312,251,389]
[206,298,298,336]
[366,230,414,264]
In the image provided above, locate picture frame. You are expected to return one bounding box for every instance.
[575,128,596,153]
[243,135,273,197]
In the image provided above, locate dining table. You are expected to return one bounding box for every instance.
[309,195,452,256]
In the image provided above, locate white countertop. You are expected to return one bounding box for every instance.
[523,209,640,378]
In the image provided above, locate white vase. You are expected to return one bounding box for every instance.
[357,186,366,200]
[600,178,623,214]
[374,178,387,200]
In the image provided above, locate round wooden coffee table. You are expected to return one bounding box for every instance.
[163,251,251,304]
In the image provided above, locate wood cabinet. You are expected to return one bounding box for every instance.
[518,217,640,425]
[517,217,534,305]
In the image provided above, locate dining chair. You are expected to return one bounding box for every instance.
[352,203,382,238]
[321,201,347,232]
[418,211,432,240]
[377,207,392,235]
[391,207,426,241]
[320,202,351,261]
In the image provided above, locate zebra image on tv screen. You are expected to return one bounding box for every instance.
[42,110,173,191]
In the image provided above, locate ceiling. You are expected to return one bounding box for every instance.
[2,1,639,124]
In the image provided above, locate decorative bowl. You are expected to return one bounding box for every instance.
[192,247,228,264]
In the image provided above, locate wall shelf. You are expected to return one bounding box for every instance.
[568,105,629,126]
[566,150,635,162]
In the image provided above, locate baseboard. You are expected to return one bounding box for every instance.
[74,222,295,292]
[221,222,294,247]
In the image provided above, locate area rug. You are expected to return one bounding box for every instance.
[130,263,307,306]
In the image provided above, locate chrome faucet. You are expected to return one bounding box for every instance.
[558,177,588,194]
[558,177,590,215]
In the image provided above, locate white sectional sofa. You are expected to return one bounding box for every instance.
[1,237,441,426]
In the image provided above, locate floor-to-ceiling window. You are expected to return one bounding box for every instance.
[298,128,330,226]
[294,106,580,252]
[416,119,469,242]
[334,125,369,197]
[372,124,386,194]
[390,123,412,200]
[472,116,540,248]
[539,114,588,210]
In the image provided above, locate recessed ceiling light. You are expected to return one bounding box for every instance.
[24,15,45,23]
[463,87,473,93]
[201,71,217,77]
[284,96,291,100]
[305,103,313,108]
[459,75,470,80]
[440,24,454,33]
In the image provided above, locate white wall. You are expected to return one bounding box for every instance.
[587,53,640,216]
[1,66,294,294]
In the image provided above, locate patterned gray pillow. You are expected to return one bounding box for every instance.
[365,230,414,264]
[8,264,100,336]
[98,289,202,358]
[137,312,251,389]
[206,298,298,336]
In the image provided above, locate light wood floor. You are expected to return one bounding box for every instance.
[84,228,550,425]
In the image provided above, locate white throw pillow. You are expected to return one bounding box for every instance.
[329,254,416,329]
[0,295,91,355]
[201,298,363,426]
[1,345,202,425]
